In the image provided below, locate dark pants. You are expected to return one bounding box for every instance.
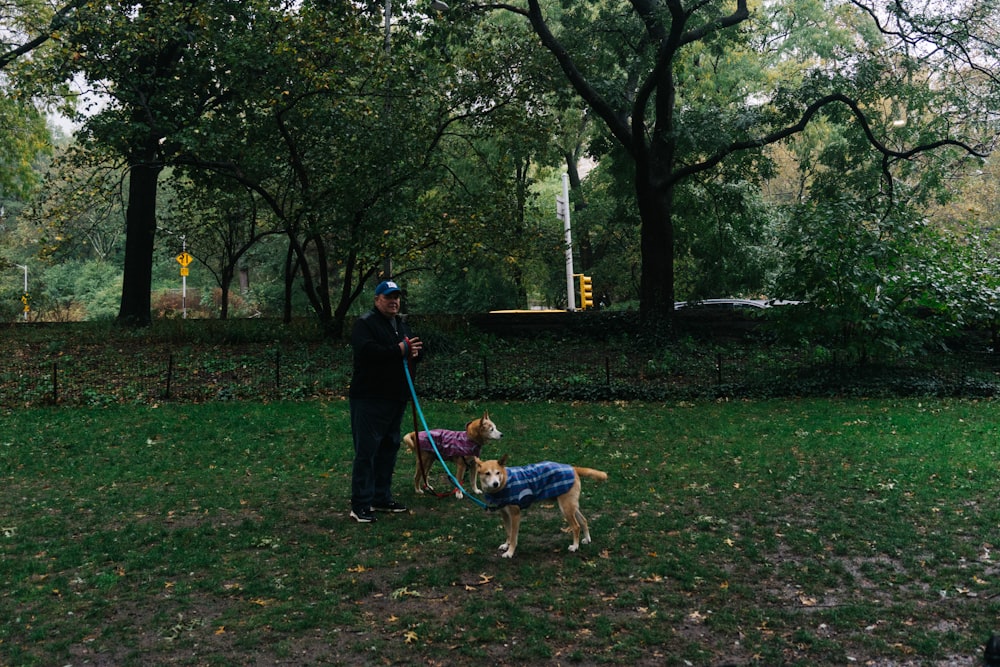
[350,397,406,511]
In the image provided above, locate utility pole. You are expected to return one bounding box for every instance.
[557,173,576,311]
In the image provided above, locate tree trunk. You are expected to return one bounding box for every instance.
[636,174,674,327]
[219,264,233,319]
[331,245,367,341]
[117,159,162,327]
[283,241,296,324]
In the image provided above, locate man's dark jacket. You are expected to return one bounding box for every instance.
[349,309,418,402]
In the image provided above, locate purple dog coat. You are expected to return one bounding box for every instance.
[485,461,576,509]
[416,427,482,458]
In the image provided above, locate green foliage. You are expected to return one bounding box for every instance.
[0,96,50,199]
[674,177,778,301]
[410,257,524,314]
[770,196,972,358]
[572,150,641,305]
[40,259,121,320]
[1,0,996,344]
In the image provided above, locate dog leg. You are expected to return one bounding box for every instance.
[576,509,592,546]
[453,458,466,499]
[559,493,589,552]
[498,508,512,552]
[413,457,424,494]
[469,457,482,494]
[564,507,582,552]
[415,451,434,494]
[406,435,426,494]
[499,506,519,558]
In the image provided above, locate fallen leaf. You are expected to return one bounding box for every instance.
[391,586,421,599]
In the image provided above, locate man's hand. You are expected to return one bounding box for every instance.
[401,336,423,359]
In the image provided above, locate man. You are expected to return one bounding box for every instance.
[349,280,423,523]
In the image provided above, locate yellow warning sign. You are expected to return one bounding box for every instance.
[176,252,193,267]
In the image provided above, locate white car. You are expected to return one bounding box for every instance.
[673,298,770,311]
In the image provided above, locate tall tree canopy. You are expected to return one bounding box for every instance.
[21,0,556,332]
[481,0,995,322]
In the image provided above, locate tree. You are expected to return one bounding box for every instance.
[481,0,993,324]
[155,2,560,334]
[19,148,125,265]
[413,15,571,312]
[0,0,81,201]
[162,1,449,334]
[0,0,86,70]
[0,96,49,200]
[29,0,270,326]
[159,172,280,319]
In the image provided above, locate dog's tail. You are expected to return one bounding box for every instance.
[574,467,608,481]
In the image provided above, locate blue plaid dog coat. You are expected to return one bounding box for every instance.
[485,461,576,509]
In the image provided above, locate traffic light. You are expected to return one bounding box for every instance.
[579,275,593,310]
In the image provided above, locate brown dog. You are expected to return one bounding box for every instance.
[402,411,503,499]
[474,455,607,558]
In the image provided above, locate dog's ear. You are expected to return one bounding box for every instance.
[483,410,490,420]
[498,453,508,466]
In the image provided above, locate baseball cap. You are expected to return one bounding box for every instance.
[375,280,402,296]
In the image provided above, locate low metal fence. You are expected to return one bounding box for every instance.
[3,341,998,408]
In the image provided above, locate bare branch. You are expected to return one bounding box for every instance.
[850,0,1000,85]
[0,1,85,70]
[672,92,987,194]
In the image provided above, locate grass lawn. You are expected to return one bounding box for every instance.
[2,397,1000,666]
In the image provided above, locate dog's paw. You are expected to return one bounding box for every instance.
[499,542,510,552]
[581,536,591,545]
[568,544,579,552]
[501,550,515,559]
[454,489,464,500]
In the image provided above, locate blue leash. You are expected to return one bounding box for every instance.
[402,341,490,510]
